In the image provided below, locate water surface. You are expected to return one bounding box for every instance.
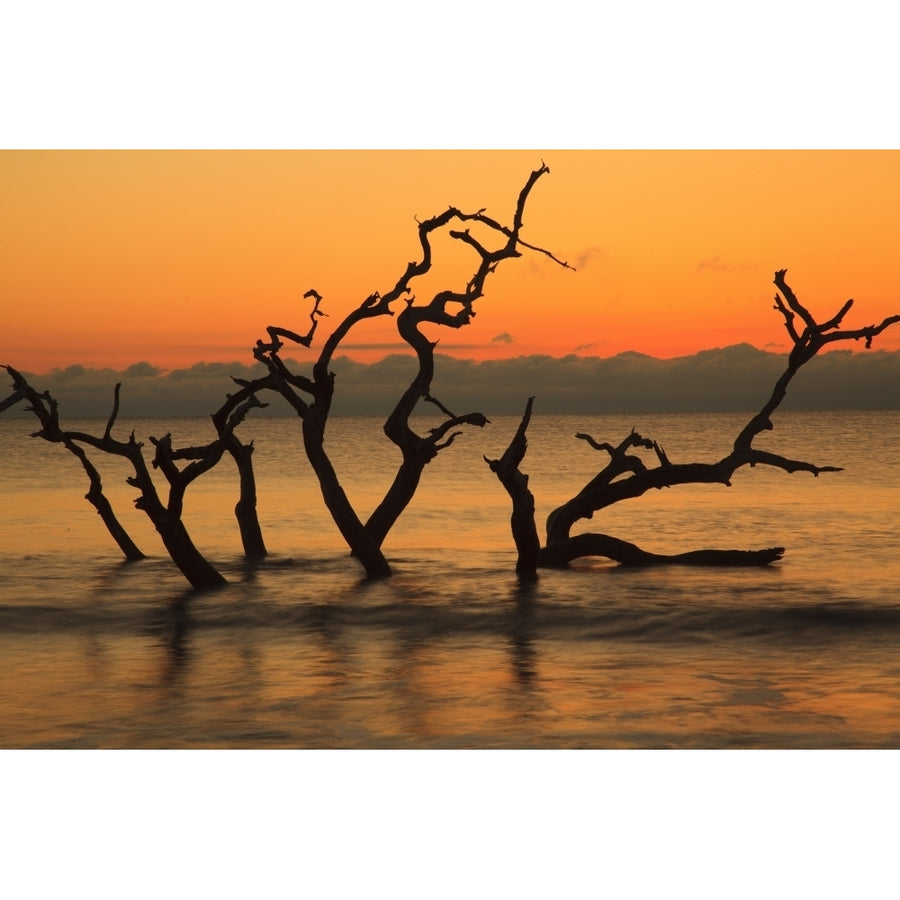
[2,411,899,747]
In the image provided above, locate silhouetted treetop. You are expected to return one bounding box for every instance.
[487,269,900,578]
[4,169,898,597]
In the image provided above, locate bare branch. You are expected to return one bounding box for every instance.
[537,270,900,566]
[0,386,26,414]
[104,382,122,442]
[423,393,457,419]
[363,166,564,556]
[748,449,843,476]
[1,368,146,562]
[484,397,540,579]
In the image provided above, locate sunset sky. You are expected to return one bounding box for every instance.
[4,150,899,375]
[4,4,898,885]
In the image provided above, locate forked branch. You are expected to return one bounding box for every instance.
[488,270,899,571]
[366,164,571,552]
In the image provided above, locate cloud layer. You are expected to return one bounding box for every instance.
[4,345,899,419]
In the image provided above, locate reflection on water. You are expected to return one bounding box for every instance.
[5,555,900,748]
[159,599,192,686]
[2,411,900,747]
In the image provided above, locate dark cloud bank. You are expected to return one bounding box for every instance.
[5,345,899,419]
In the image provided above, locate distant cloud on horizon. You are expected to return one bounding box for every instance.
[4,345,899,419]
[124,362,165,377]
[696,256,753,274]
[491,332,514,344]
[573,246,606,269]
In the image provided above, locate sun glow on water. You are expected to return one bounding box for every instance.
[1,411,900,748]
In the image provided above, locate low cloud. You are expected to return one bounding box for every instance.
[124,362,165,378]
[573,246,606,270]
[4,346,899,419]
[696,256,753,274]
[491,332,514,344]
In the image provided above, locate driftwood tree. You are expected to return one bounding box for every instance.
[1,366,267,589]
[231,163,570,577]
[1,164,568,588]
[1,366,146,562]
[486,269,900,579]
[8,168,895,597]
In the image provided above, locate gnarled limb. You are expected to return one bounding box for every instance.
[251,289,394,578]
[248,165,570,576]
[263,289,329,351]
[368,164,571,551]
[484,397,540,579]
[214,389,270,560]
[491,271,899,570]
[546,271,900,555]
[4,368,238,589]
[66,391,228,590]
[488,401,784,570]
[538,533,785,567]
[166,389,271,559]
[262,294,396,576]
[2,367,145,562]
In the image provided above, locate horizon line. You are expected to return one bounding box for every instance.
[14,340,893,378]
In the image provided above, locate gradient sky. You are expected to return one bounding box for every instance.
[3,150,899,373]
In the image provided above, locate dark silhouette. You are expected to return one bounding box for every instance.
[4,168,899,596]
[2,165,567,587]
[486,269,900,578]
[1,368,265,589]
[484,395,541,579]
[226,163,570,577]
[1,367,146,562]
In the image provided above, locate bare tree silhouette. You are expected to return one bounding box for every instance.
[238,163,570,577]
[1,366,145,562]
[5,167,898,596]
[487,270,900,578]
[1,368,266,589]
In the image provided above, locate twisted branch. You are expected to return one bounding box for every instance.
[489,270,899,569]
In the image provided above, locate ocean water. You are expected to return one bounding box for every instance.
[2,410,900,748]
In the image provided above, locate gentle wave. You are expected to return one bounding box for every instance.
[3,411,900,747]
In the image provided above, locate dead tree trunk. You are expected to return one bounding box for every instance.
[210,394,269,559]
[249,291,395,577]
[225,435,267,559]
[363,297,491,548]
[129,438,228,589]
[1,367,145,562]
[3,369,267,590]
[63,411,230,590]
[366,163,571,548]
[484,396,541,579]
[248,165,570,576]
[487,270,900,572]
[64,434,146,561]
[143,391,271,586]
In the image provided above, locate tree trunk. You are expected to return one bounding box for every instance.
[65,434,145,561]
[539,533,784,568]
[484,397,540,579]
[132,484,226,589]
[226,436,267,559]
[365,457,426,550]
[153,515,228,589]
[302,409,392,578]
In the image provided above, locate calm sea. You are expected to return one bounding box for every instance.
[2,410,900,748]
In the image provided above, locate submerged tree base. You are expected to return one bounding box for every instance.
[484,269,900,578]
[539,534,785,568]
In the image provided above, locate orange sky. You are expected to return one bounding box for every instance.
[3,150,899,373]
